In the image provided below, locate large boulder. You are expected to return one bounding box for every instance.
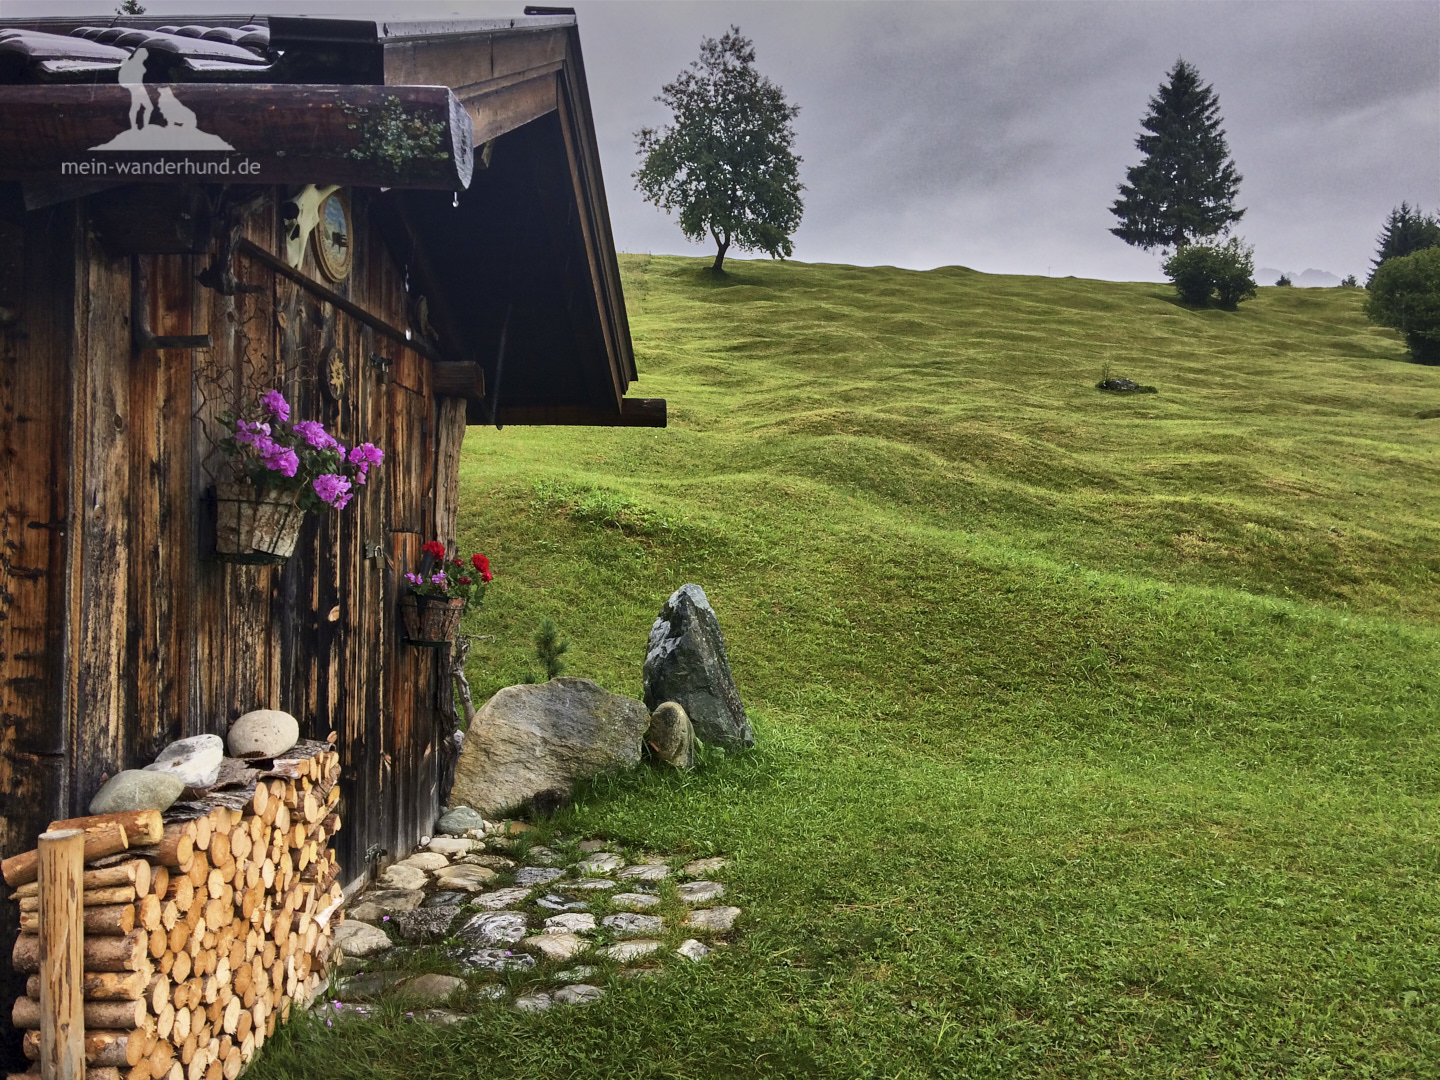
[449,678,649,816]
[642,584,753,750]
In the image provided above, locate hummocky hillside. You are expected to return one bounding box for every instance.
[255,258,1440,1079]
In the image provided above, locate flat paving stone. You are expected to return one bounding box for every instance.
[514,992,552,1013]
[474,984,508,1000]
[335,970,409,999]
[543,912,596,935]
[397,851,450,872]
[684,906,741,932]
[553,984,605,1005]
[575,854,623,874]
[610,892,661,911]
[458,911,529,947]
[523,932,587,962]
[616,862,670,881]
[682,857,729,877]
[536,894,588,912]
[462,853,517,870]
[676,938,711,962]
[391,907,460,943]
[433,864,498,891]
[676,880,725,904]
[523,846,565,866]
[376,864,428,891]
[601,913,665,938]
[569,878,617,891]
[598,939,662,962]
[515,866,566,887]
[411,1008,466,1025]
[554,965,597,982]
[333,921,393,958]
[455,948,535,973]
[347,889,424,924]
[323,1001,376,1021]
[423,890,467,908]
[402,973,464,1005]
[426,836,481,856]
[577,840,609,853]
[473,887,532,909]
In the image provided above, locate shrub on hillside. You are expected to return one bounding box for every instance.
[1275,273,1293,287]
[1365,246,1440,364]
[1163,237,1257,310]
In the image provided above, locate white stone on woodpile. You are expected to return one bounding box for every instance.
[682,857,729,877]
[433,864,497,891]
[523,932,587,962]
[599,940,661,962]
[514,993,552,1013]
[515,866,566,887]
[396,851,449,872]
[333,921,393,958]
[645,701,696,769]
[553,984,605,1005]
[543,913,596,935]
[144,734,224,788]
[377,864,428,891]
[676,939,711,962]
[402,974,464,1005]
[610,892,661,911]
[616,863,670,881]
[448,678,650,815]
[347,889,424,924]
[426,836,481,856]
[458,911,529,947]
[575,853,623,874]
[676,880,725,904]
[437,806,487,834]
[642,584,754,750]
[88,769,185,815]
[684,906,741,932]
[226,709,300,758]
[601,913,665,938]
[472,887,532,909]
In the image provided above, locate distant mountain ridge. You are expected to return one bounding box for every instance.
[1257,267,1342,288]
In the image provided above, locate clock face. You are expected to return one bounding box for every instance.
[315,192,352,282]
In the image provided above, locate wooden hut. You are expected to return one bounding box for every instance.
[0,9,659,1062]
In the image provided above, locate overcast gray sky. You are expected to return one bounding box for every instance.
[4,0,1435,281]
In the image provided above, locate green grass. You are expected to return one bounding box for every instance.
[253,257,1440,1078]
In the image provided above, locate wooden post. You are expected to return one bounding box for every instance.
[37,829,85,1080]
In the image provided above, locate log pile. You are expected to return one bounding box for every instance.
[4,738,346,1080]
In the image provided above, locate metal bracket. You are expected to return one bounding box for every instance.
[132,256,213,351]
[368,353,394,380]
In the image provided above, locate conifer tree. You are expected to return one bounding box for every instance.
[1110,59,1244,252]
[1367,202,1440,285]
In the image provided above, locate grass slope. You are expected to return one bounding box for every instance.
[255,258,1440,1078]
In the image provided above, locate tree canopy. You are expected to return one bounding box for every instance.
[634,27,803,273]
[1110,59,1244,252]
[1368,202,1440,285]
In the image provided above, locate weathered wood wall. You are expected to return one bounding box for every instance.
[0,186,468,1063]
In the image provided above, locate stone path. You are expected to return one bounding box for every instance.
[323,811,738,1019]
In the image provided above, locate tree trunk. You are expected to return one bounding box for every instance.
[711,230,730,274]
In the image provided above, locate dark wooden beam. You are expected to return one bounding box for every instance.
[488,398,666,427]
[0,84,473,190]
[432,362,485,400]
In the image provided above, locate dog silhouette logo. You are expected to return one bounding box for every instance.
[90,48,235,151]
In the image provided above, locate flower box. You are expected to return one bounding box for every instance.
[399,594,468,647]
[214,482,306,564]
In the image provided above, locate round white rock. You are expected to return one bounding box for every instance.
[227,709,300,758]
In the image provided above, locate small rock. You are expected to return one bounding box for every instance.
[437,806,487,834]
[412,1009,466,1026]
[426,836,480,856]
[569,878,618,891]
[576,854,623,875]
[676,880,725,904]
[423,891,467,909]
[227,709,300,758]
[599,940,661,962]
[433,864,497,892]
[376,864,428,891]
[514,992,552,1013]
[555,965,597,982]
[332,921,393,958]
[616,863,670,881]
[402,973,464,1005]
[553,984,605,1005]
[544,913,596,935]
[515,867,565,887]
[523,932,588,962]
[420,836,432,847]
[326,1001,376,1020]
[336,970,409,999]
[536,895,588,912]
[462,853,516,870]
[524,846,564,866]
[396,851,449,872]
[610,892,661,911]
[473,887,532,909]
[458,911,529,947]
[577,840,610,853]
[455,948,534,973]
[144,734,224,788]
[684,906,741,932]
[346,889,424,924]
[601,913,664,938]
[681,857,729,877]
[390,907,460,943]
[676,939,711,962]
[645,701,696,769]
[500,820,538,835]
[88,770,185,815]
[474,984,509,1000]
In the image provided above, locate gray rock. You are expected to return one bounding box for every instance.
[396,851,449,872]
[438,806,487,834]
[569,878,617,891]
[336,970,410,999]
[684,906,741,931]
[610,892,661,911]
[676,939,711,962]
[543,913,596,935]
[682,857,729,877]
[474,984,509,1001]
[332,921,393,958]
[226,709,300,758]
[514,992,552,1013]
[390,907,461,943]
[616,862,670,881]
[577,840,610,853]
[677,880,725,904]
[524,846,564,866]
[555,965,597,982]
[402,973,464,1005]
[515,866,565,887]
[377,864,428,891]
[598,940,661,962]
[347,889,424,924]
[523,932,587,962]
[642,584,754,750]
[423,891,467,909]
[412,1008,466,1025]
[645,701,696,769]
[536,895,588,912]
[433,864,497,892]
[473,887,532,909]
[576,854,623,875]
[601,913,664,938]
[455,948,533,973]
[553,984,605,1005]
[449,678,650,815]
[462,853,515,871]
[144,734,224,788]
[325,1002,377,1021]
[88,770,185,815]
[458,911,529,947]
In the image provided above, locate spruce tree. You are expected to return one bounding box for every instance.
[1367,202,1440,285]
[1110,59,1244,252]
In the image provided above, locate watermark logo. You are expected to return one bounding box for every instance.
[89,48,234,152]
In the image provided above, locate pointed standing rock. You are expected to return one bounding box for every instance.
[643,584,754,750]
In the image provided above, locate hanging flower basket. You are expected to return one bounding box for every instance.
[399,594,468,647]
[214,481,306,564]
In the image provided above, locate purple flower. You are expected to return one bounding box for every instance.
[261,445,300,478]
[349,443,384,485]
[404,572,423,585]
[234,419,271,449]
[293,420,338,451]
[260,389,290,422]
[313,473,352,507]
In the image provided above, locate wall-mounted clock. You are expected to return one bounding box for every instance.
[314,190,352,283]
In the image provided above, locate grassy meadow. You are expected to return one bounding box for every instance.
[255,256,1440,1078]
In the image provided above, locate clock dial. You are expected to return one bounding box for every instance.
[314,192,352,282]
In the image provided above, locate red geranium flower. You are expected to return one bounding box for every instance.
[457,576,472,585]
[422,540,446,559]
[471,553,493,582]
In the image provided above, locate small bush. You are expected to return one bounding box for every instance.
[1341,275,1358,288]
[1365,246,1440,364]
[1162,238,1257,310]
[1275,273,1293,287]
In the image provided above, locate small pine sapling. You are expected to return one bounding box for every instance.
[532,617,571,681]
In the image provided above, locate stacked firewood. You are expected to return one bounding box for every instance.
[4,739,346,1080]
